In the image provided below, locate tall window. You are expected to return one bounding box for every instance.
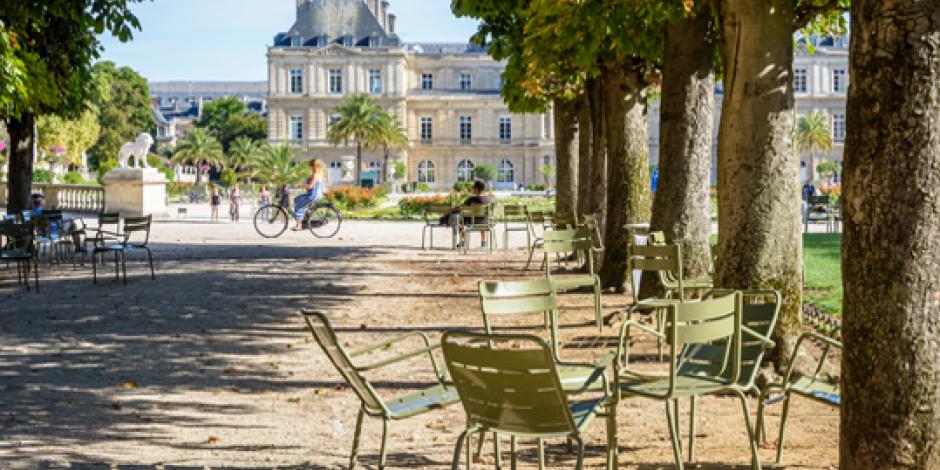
[459,115,472,143]
[832,69,847,93]
[369,69,382,94]
[421,73,433,90]
[498,116,512,143]
[329,69,343,94]
[419,116,433,143]
[290,115,304,142]
[417,160,435,183]
[290,68,304,94]
[832,113,846,142]
[456,159,475,182]
[497,160,514,183]
[794,68,808,93]
[459,73,472,91]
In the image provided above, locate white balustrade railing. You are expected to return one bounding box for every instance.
[0,182,105,213]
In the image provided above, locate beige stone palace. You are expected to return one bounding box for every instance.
[266,0,556,189]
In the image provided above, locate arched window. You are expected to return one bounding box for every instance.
[497,160,515,183]
[417,160,435,183]
[456,159,475,182]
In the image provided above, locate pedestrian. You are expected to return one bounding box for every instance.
[277,184,291,211]
[229,183,242,222]
[259,186,271,220]
[210,186,221,222]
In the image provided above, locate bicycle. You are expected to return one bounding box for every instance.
[253,201,342,239]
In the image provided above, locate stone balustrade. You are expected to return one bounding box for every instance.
[0,182,105,213]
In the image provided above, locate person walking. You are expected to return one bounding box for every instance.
[229,183,242,222]
[210,186,221,222]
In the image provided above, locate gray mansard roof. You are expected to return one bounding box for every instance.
[275,0,399,47]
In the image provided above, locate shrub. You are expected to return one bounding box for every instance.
[418,183,431,193]
[526,183,548,191]
[326,186,379,210]
[453,181,474,193]
[374,184,390,199]
[474,164,497,182]
[96,160,118,184]
[158,166,175,183]
[32,169,52,183]
[393,161,407,181]
[220,168,237,187]
[62,172,84,185]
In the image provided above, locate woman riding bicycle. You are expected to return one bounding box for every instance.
[292,159,326,231]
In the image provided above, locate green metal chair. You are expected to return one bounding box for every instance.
[524,208,552,269]
[459,204,494,253]
[756,331,841,465]
[543,228,603,331]
[92,215,155,285]
[553,211,578,230]
[301,310,460,470]
[0,222,39,291]
[422,202,457,250]
[616,292,763,470]
[499,203,529,252]
[443,331,617,470]
[641,233,714,300]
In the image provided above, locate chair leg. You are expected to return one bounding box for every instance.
[493,432,502,469]
[525,243,536,270]
[775,393,792,464]
[510,435,517,470]
[379,417,389,469]
[474,429,486,458]
[452,428,470,470]
[689,396,696,463]
[146,247,155,280]
[32,258,39,293]
[422,226,427,250]
[537,437,545,470]
[574,436,585,470]
[673,399,683,456]
[594,280,603,331]
[92,251,98,284]
[466,428,473,470]
[121,251,128,285]
[349,407,365,470]
[665,400,685,470]
[734,389,762,470]
[755,390,768,444]
[606,403,618,470]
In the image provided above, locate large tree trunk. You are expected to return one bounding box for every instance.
[646,12,716,299]
[598,64,651,292]
[841,2,940,468]
[588,77,608,253]
[717,0,802,364]
[553,97,579,217]
[6,113,36,214]
[577,91,593,219]
[355,140,362,187]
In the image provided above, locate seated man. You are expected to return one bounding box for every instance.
[454,180,491,248]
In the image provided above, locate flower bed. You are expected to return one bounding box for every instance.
[325,186,380,210]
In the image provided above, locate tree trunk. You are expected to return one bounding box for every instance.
[577,91,593,219]
[355,140,362,187]
[841,2,940,468]
[588,77,608,242]
[646,12,716,299]
[598,64,651,292]
[6,113,36,214]
[553,97,579,217]
[717,0,802,364]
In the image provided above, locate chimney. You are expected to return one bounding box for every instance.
[370,0,380,17]
[380,1,389,32]
[387,14,396,34]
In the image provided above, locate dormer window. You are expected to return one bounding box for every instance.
[342,35,353,47]
[369,36,380,47]
[290,36,302,47]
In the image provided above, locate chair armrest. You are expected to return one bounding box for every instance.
[779,331,843,388]
[351,331,447,383]
[558,353,615,395]
[617,319,666,370]
[741,325,776,348]
[350,331,430,357]
[355,344,440,372]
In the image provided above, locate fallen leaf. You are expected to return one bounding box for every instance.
[287,397,301,403]
[117,381,138,389]
[206,436,220,444]
[111,403,122,411]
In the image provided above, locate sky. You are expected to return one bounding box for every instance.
[98,0,481,82]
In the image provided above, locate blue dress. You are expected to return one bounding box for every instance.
[293,177,322,220]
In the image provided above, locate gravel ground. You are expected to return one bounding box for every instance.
[0,220,838,469]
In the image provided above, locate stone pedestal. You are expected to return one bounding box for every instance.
[103,168,169,218]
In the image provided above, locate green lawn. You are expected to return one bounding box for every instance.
[803,233,843,315]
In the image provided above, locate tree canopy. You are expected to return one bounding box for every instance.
[87,61,154,167]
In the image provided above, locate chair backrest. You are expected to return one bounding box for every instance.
[478,279,559,356]
[581,214,605,251]
[301,311,386,415]
[97,212,121,233]
[442,331,576,435]
[501,204,526,220]
[425,202,454,221]
[630,243,685,299]
[553,211,578,229]
[678,290,779,388]
[662,292,742,396]
[0,223,34,252]
[808,195,830,207]
[543,228,596,275]
[526,207,551,225]
[123,215,152,245]
[459,204,489,225]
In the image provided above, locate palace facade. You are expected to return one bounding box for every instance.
[266,0,555,189]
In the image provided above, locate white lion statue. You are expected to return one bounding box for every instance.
[118,133,154,169]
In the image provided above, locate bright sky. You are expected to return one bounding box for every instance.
[98,0,481,82]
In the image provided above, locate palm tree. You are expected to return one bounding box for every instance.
[171,128,225,184]
[797,113,832,184]
[227,135,259,180]
[327,93,395,187]
[250,143,307,186]
[374,113,408,184]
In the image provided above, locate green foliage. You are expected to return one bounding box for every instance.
[226,135,258,173]
[817,160,842,178]
[171,128,225,171]
[418,183,431,192]
[220,112,266,151]
[398,193,462,216]
[453,181,474,192]
[327,93,407,185]
[158,166,174,183]
[31,169,52,183]
[526,183,548,191]
[539,164,555,184]
[197,97,266,151]
[62,171,84,185]
[797,113,832,154]
[87,61,155,165]
[37,109,100,168]
[474,163,497,182]
[219,168,237,187]
[325,186,380,210]
[393,161,408,181]
[96,160,118,184]
[250,143,307,186]
[803,233,843,315]
[197,97,246,135]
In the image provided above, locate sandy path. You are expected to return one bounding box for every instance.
[0,221,838,469]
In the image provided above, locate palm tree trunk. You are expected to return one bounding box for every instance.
[356,140,362,187]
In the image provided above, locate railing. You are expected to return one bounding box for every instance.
[0,182,105,213]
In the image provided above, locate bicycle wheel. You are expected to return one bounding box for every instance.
[253,205,289,238]
[307,204,342,238]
